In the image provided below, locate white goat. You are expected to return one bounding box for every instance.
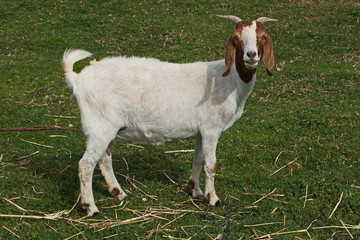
[62,15,276,216]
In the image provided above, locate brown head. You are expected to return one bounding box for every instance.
[217,15,277,80]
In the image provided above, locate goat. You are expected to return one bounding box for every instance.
[62,15,277,216]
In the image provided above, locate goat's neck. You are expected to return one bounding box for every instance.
[222,68,256,131]
[232,57,257,112]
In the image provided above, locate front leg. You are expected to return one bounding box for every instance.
[201,130,221,206]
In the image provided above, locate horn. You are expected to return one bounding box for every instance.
[216,15,242,24]
[256,17,278,24]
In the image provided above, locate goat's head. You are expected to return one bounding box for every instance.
[217,15,277,78]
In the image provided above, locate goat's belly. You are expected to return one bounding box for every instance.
[116,127,197,145]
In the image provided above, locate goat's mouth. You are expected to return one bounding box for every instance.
[244,60,259,65]
[244,60,259,70]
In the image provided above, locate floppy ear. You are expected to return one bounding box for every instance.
[262,34,274,76]
[222,35,236,77]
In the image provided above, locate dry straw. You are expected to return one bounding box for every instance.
[1,177,358,239]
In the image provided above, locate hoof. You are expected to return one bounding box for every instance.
[193,193,206,200]
[91,211,100,217]
[123,194,131,200]
[188,181,205,200]
[111,188,130,201]
[76,202,100,216]
[206,193,221,206]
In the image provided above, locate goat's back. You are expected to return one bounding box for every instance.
[73,56,231,144]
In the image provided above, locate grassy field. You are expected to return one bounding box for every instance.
[1,0,359,239]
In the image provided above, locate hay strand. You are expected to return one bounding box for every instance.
[20,139,53,148]
[244,222,282,227]
[63,231,84,240]
[164,150,195,154]
[2,225,20,238]
[303,184,308,208]
[3,198,27,212]
[328,192,343,219]
[270,159,297,176]
[16,151,40,160]
[1,126,80,131]
[340,219,354,239]
[253,188,277,204]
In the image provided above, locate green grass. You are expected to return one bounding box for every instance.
[1,0,359,239]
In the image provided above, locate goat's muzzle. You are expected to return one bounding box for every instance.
[244,50,260,70]
[244,59,259,70]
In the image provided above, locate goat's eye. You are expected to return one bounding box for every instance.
[262,35,267,41]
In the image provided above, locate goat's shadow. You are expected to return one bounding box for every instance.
[25,142,191,210]
[103,143,189,191]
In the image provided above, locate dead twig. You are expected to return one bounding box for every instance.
[328,192,344,219]
[253,188,277,204]
[63,231,84,240]
[3,198,27,212]
[0,214,88,225]
[16,151,40,160]
[163,171,178,185]
[188,197,203,211]
[29,83,65,104]
[164,150,195,154]
[340,219,353,239]
[223,207,237,239]
[118,174,157,200]
[122,157,129,170]
[256,220,315,239]
[244,222,283,228]
[125,143,144,149]
[274,151,283,167]
[103,233,120,239]
[45,114,78,119]
[161,213,187,228]
[256,221,360,240]
[311,218,341,240]
[2,225,20,238]
[1,126,81,131]
[20,139,53,148]
[303,184,308,208]
[270,159,297,176]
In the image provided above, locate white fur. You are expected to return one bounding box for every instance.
[63,21,263,216]
[242,21,260,69]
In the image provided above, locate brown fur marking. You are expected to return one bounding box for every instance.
[210,163,216,173]
[188,179,195,190]
[106,142,114,156]
[206,193,211,200]
[256,21,274,75]
[111,187,121,197]
[76,202,90,210]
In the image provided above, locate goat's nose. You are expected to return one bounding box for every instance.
[247,51,256,59]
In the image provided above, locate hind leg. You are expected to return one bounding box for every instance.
[189,135,205,199]
[78,127,119,216]
[98,141,128,200]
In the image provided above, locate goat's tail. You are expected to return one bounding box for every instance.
[62,49,92,90]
